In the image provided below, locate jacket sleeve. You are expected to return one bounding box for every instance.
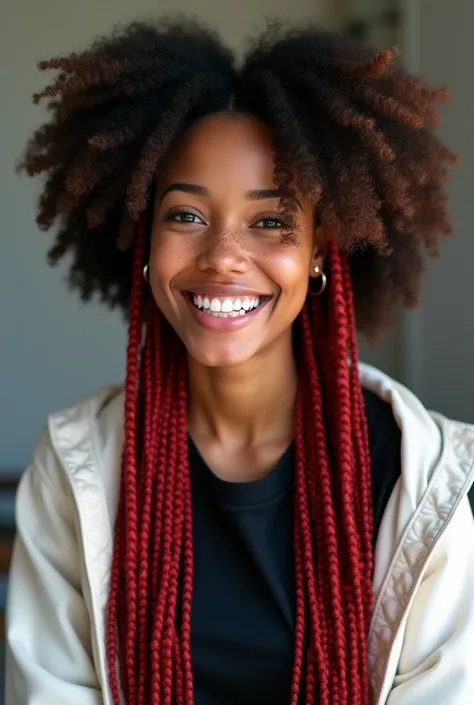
[386,495,474,704]
[5,430,103,705]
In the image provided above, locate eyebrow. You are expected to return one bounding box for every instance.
[160,183,208,201]
[246,188,302,210]
[160,183,302,209]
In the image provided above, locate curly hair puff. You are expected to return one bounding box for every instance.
[21,18,456,338]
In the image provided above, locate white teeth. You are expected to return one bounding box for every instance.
[221,298,234,313]
[190,292,264,316]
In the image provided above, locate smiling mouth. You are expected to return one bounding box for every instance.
[184,292,271,318]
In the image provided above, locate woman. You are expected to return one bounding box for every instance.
[5,18,474,705]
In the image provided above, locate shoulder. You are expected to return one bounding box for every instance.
[26,385,124,500]
[359,361,474,501]
[364,363,474,614]
[47,384,124,435]
[359,361,438,431]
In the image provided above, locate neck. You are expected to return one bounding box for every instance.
[187,333,298,450]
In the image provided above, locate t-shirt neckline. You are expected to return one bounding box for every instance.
[188,436,294,507]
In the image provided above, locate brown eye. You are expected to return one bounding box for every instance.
[253,213,293,230]
[165,209,204,225]
[255,218,282,229]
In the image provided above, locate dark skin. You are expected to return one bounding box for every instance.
[150,113,326,481]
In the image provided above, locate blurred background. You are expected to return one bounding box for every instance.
[1,0,473,698]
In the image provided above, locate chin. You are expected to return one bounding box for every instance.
[186,341,257,369]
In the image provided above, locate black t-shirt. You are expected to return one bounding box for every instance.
[188,388,401,705]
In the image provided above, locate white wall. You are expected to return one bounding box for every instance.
[1,0,341,470]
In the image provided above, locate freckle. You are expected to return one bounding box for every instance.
[229,230,245,248]
[219,228,241,250]
[218,229,229,249]
[282,231,302,249]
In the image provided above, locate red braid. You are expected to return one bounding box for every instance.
[106,214,145,705]
[106,231,374,704]
[298,306,348,704]
[342,261,374,632]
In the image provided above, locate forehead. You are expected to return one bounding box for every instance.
[158,113,276,187]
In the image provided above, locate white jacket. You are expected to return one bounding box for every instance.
[5,363,474,705]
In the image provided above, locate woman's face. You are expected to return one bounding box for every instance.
[150,113,323,368]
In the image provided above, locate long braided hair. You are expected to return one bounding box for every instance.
[21,18,456,705]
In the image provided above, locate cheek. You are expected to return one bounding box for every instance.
[150,231,192,279]
[148,234,187,313]
[266,248,310,302]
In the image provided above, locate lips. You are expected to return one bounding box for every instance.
[184,283,269,298]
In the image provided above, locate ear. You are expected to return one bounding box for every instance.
[309,223,328,278]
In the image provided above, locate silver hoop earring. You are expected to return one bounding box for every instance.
[143,263,150,283]
[308,265,327,296]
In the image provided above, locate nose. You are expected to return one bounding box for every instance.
[196,229,249,276]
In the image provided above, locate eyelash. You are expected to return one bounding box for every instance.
[165,209,202,224]
[165,208,293,230]
[254,212,293,230]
